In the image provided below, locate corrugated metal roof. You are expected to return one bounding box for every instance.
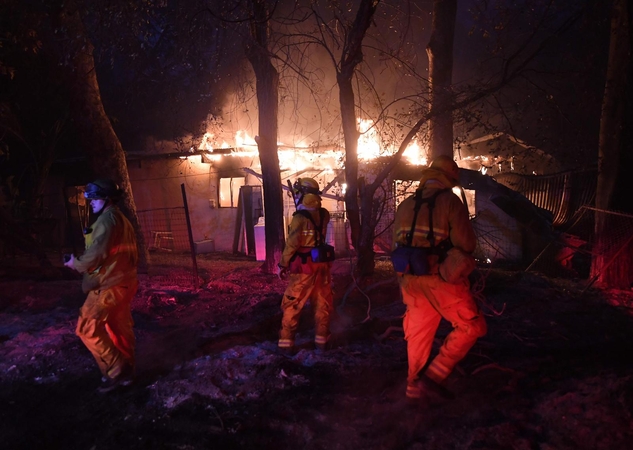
[493,169,596,228]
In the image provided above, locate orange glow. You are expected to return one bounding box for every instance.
[200,118,434,171]
[357,118,382,160]
[235,130,257,147]
[402,140,428,166]
[357,118,428,165]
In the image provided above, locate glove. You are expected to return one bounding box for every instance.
[63,254,77,271]
[276,264,289,280]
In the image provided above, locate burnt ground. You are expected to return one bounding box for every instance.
[0,252,632,450]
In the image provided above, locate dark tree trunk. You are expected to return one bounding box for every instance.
[426,0,457,160]
[337,0,380,276]
[338,73,361,253]
[245,0,284,274]
[593,0,632,288]
[53,1,149,273]
[357,179,379,276]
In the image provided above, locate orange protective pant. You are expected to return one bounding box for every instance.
[76,281,138,379]
[399,274,487,384]
[278,264,333,348]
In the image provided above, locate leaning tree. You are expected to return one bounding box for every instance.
[49,0,149,271]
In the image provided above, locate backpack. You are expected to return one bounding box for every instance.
[391,188,452,275]
[294,208,336,263]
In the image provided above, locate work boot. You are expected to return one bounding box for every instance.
[417,373,455,400]
[406,381,423,400]
[405,374,455,401]
[277,346,295,357]
[314,342,328,352]
[98,364,135,394]
[314,333,330,352]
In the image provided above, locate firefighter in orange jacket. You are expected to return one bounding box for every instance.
[392,156,487,400]
[64,179,139,392]
[276,178,334,354]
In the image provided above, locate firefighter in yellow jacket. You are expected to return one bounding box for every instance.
[276,178,334,354]
[392,156,487,400]
[64,179,139,392]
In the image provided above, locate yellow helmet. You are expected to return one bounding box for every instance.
[292,177,321,207]
[429,155,460,185]
[292,177,321,196]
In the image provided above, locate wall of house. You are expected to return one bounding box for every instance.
[128,154,262,253]
[43,151,362,258]
[126,153,351,256]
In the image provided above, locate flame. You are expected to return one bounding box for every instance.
[201,118,431,170]
[357,118,382,160]
[402,140,428,166]
[357,118,428,165]
[236,130,257,147]
[278,149,310,172]
[199,132,215,151]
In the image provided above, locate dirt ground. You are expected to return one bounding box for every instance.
[1,252,632,450]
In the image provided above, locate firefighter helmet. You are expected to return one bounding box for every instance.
[292,177,321,196]
[84,179,123,200]
[429,155,460,185]
[291,177,321,207]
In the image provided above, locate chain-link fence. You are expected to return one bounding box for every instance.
[527,206,633,289]
[137,207,199,289]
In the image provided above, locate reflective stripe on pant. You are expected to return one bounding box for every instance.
[400,274,486,384]
[76,281,138,378]
[279,264,333,347]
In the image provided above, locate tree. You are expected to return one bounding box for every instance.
[244,0,285,273]
[86,0,242,152]
[0,0,162,270]
[51,1,149,271]
[331,0,381,276]
[592,0,632,288]
[426,0,457,160]
[329,0,586,277]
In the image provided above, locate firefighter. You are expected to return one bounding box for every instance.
[276,177,334,354]
[392,156,487,401]
[64,179,139,392]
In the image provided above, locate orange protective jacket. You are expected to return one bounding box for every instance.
[74,205,139,293]
[392,169,475,272]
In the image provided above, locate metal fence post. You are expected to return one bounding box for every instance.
[181,183,199,288]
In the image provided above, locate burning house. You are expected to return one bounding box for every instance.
[124,138,347,257]
[458,132,560,176]
[120,123,429,259]
[43,118,567,269]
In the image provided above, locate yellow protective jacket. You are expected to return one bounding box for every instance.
[392,169,475,257]
[74,205,139,293]
[280,205,330,269]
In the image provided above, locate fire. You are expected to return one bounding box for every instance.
[199,118,429,169]
[357,118,382,160]
[278,149,310,172]
[402,140,428,166]
[235,130,257,147]
[357,118,428,165]
[199,132,215,151]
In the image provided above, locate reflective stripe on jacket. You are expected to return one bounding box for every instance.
[280,206,330,268]
[392,186,475,253]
